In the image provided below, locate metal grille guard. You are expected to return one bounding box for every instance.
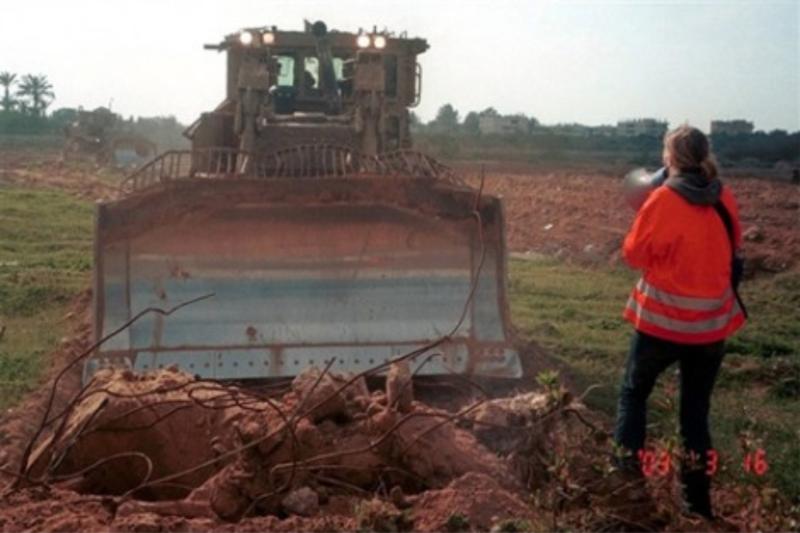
[120,145,465,195]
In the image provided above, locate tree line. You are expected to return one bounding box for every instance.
[1,72,54,115]
[0,72,60,134]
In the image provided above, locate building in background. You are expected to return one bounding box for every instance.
[589,125,617,137]
[616,118,668,137]
[478,113,528,135]
[530,123,617,137]
[710,119,755,135]
[549,123,593,137]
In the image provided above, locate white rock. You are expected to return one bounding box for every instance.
[281,486,319,517]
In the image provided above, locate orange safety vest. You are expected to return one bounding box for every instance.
[622,184,746,344]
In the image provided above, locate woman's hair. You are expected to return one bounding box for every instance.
[663,125,719,179]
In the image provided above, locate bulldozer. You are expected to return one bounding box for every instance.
[85,21,522,383]
[63,107,157,167]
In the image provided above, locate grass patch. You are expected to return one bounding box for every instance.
[0,187,92,408]
[509,257,636,413]
[508,256,800,501]
[727,271,800,358]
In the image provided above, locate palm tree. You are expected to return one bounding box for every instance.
[0,72,16,112]
[16,74,55,117]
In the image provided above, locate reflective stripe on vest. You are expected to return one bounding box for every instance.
[625,296,742,334]
[635,279,732,312]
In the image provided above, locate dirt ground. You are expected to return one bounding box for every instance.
[456,162,799,275]
[0,149,798,531]
[0,146,119,201]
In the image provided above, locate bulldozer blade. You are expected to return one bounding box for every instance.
[87,177,521,382]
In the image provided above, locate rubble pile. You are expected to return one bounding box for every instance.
[1,356,781,530]
[2,365,561,531]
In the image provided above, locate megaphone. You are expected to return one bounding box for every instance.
[623,167,668,210]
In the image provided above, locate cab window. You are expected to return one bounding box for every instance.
[276,55,295,86]
[333,57,345,80]
[303,56,319,91]
[384,55,398,98]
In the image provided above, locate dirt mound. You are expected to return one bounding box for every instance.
[0,353,571,529]
[27,369,241,500]
[0,358,590,530]
[0,486,356,532]
[17,366,517,522]
[0,486,113,533]
[411,472,537,532]
[0,361,794,531]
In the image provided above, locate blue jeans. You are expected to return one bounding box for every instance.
[614,330,725,464]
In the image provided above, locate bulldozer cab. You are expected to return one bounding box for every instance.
[186,21,425,157]
[86,21,522,384]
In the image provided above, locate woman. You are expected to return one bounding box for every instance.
[615,125,745,519]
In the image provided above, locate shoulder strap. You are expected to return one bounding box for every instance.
[712,201,735,246]
[712,197,748,318]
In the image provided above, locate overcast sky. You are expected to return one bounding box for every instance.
[1,0,797,131]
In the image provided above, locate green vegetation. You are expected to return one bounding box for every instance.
[444,513,470,532]
[0,187,92,407]
[508,256,800,501]
[1,70,188,148]
[0,72,57,134]
[490,518,535,532]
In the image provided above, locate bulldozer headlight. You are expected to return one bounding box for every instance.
[356,34,371,48]
[373,35,387,49]
[261,32,275,45]
[239,31,255,46]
